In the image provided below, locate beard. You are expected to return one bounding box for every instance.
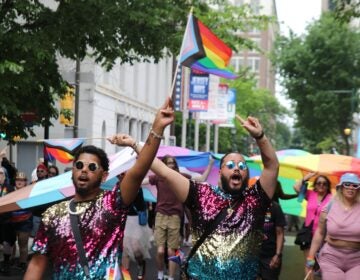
[72,176,102,198]
[220,174,248,196]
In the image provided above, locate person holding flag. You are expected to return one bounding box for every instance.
[115,114,279,279]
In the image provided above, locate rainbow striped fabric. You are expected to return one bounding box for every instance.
[179,14,237,79]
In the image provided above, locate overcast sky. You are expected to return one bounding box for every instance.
[276,0,322,35]
[274,0,322,121]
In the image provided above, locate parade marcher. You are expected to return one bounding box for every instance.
[116,115,279,279]
[145,155,213,280]
[257,199,286,280]
[10,172,33,272]
[306,173,360,280]
[24,98,174,280]
[121,173,152,280]
[293,172,332,273]
[0,166,16,275]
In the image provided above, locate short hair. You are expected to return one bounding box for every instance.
[73,145,109,171]
[219,152,244,167]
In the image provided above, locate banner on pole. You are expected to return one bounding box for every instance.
[188,69,209,112]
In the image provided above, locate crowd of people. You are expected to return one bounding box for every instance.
[0,99,359,280]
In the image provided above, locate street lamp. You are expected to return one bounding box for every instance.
[344,128,352,155]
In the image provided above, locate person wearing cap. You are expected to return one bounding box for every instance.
[305,172,360,280]
[9,172,33,272]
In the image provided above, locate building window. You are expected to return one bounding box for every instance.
[230,57,245,72]
[247,57,260,73]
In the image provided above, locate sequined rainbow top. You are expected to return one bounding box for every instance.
[185,180,270,280]
[32,184,127,280]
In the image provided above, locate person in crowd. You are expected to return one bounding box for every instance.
[121,172,152,280]
[306,173,360,280]
[115,115,279,279]
[48,165,59,178]
[24,98,174,279]
[1,147,17,187]
[10,172,33,272]
[142,154,214,280]
[257,198,286,280]
[273,181,298,203]
[293,172,332,269]
[0,166,16,275]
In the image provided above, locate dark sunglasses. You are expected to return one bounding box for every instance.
[342,182,360,189]
[224,160,248,171]
[74,160,100,172]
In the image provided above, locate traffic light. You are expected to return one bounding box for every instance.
[60,85,75,125]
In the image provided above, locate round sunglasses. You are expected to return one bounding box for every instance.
[74,160,101,172]
[223,160,248,171]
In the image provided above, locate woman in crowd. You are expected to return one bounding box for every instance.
[48,165,59,178]
[293,172,332,271]
[306,173,360,280]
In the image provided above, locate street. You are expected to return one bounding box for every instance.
[1,233,308,280]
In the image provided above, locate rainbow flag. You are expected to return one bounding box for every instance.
[179,14,237,79]
[43,138,84,164]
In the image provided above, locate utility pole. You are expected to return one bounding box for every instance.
[73,58,80,138]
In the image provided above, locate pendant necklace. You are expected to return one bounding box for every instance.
[227,200,235,215]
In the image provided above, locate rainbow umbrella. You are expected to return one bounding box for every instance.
[250,153,360,217]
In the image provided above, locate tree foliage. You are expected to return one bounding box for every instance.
[0,0,274,142]
[272,13,360,153]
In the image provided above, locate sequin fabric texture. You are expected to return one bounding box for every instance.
[185,180,270,280]
[32,184,127,279]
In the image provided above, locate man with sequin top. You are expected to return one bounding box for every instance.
[24,98,174,280]
[117,115,279,279]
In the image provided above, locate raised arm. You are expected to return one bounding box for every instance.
[293,172,317,193]
[236,115,279,198]
[108,98,174,206]
[109,134,189,203]
[191,156,215,182]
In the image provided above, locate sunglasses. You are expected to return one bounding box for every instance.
[316,181,328,186]
[74,161,101,172]
[342,182,360,189]
[224,160,248,171]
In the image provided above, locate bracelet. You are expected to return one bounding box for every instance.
[150,128,165,140]
[305,258,315,268]
[254,131,264,140]
[131,142,138,152]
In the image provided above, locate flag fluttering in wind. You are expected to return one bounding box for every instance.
[179,13,237,79]
[43,138,85,163]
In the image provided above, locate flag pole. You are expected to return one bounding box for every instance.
[168,6,194,97]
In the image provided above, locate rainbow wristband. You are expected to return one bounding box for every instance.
[305,258,315,268]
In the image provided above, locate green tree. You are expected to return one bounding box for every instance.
[272,13,360,153]
[0,1,273,142]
